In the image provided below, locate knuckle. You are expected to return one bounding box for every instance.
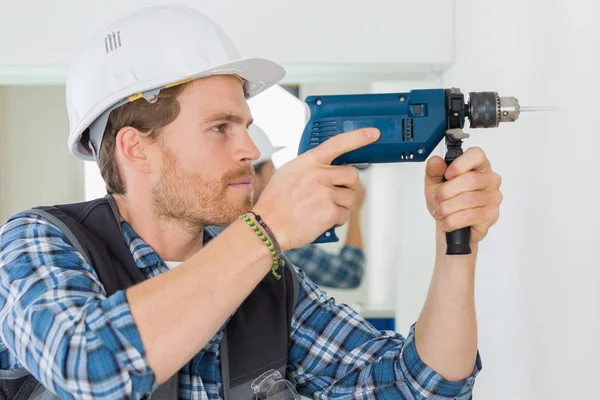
[470,146,485,159]
[491,208,500,223]
[438,202,448,217]
[495,191,504,205]
[494,172,503,187]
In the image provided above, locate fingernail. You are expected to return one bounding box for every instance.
[435,191,441,202]
[366,128,380,139]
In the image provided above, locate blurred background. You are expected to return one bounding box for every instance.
[1,0,599,398]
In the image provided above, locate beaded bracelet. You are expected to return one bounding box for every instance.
[239,214,282,280]
[246,211,285,263]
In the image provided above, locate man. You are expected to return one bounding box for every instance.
[249,124,366,289]
[0,5,502,399]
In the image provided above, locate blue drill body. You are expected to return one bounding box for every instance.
[297,88,520,251]
[298,89,454,166]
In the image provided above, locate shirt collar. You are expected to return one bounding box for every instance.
[119,217,218,271]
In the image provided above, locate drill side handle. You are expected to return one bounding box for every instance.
[444,138,472,255]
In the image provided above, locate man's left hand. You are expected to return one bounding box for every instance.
[424,147,503,245]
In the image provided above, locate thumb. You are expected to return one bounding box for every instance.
[425,156,447,187]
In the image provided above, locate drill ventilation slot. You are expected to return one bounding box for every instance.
[309,120,338,147]
[402,118,414,142]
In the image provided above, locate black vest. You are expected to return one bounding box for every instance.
[0,197,298,399]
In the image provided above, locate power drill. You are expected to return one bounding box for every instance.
[297,88,521,255]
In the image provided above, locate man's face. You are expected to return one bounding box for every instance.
[252,160,275,204]
[149,76,260,228]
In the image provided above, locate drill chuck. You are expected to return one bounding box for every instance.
[467,92,520,128]
[499,96,520,123]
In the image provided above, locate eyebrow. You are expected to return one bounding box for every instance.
[203,112,253,127]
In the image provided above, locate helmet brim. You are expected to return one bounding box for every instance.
[68,57,286,161]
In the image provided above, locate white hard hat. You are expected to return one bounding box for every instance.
[248,125,284,166]
[66,5,286,161]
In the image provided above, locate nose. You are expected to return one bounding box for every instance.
[234,128,261,164]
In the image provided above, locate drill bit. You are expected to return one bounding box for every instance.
[520,106,557,112]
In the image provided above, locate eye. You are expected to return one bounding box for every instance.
[210,123,228,134]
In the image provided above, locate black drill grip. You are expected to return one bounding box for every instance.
[443,143,472,255]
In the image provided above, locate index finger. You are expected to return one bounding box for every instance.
[310,128,380,165]
[445,147,491,180]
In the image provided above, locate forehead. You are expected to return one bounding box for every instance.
[177,75,251,117]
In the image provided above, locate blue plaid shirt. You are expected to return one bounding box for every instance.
[0,212,481,399]
[285,245,364,289]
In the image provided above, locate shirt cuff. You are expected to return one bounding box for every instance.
[400,324,482,399]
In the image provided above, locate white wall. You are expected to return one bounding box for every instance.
[443,1,600,398]
[0,86,84,221]
[0,0,453,84]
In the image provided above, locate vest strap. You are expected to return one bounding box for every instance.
[150,374,179,400]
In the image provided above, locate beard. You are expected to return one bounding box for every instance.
[152,146,254,235]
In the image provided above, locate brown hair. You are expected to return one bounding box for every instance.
[82,83,189,194]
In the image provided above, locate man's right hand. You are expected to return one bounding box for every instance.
[253,128,380,251]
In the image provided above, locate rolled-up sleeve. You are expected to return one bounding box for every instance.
[288,267,481,399]
[0,214,156,399]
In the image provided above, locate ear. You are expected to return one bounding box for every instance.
[115,127,153,174]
